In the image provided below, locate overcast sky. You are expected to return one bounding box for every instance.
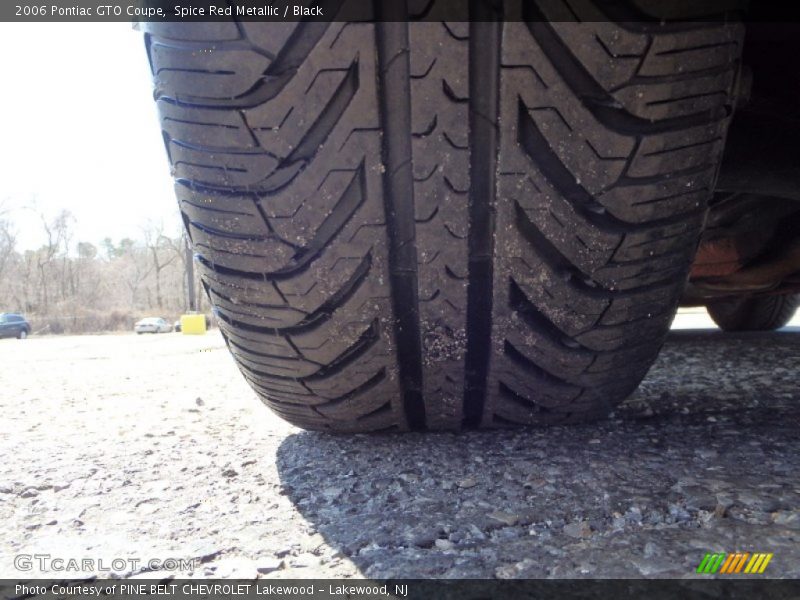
[0,23,181,251]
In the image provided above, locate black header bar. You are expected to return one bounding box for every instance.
[3,0,799,23]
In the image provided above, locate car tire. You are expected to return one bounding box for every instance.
[18,329,27,340]
[707,294,800,332]
[144,11,743,431]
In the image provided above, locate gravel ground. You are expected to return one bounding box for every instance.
[1,310,799,579]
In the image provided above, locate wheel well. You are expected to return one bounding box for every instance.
[687,23,800,305]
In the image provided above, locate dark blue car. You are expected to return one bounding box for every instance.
[0,313,31,339]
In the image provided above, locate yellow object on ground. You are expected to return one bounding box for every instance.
[180,314,206,335]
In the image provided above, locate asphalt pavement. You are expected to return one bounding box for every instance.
[1,310,798,579]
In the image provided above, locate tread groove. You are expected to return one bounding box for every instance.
[464,12,501,428]
[376,18,426,430]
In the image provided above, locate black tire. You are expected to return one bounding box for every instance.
[707,294,800,332]
[144,9,742,431]
[17,329,28,340]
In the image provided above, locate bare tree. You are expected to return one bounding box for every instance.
[163,230,197,312]
[75,242,101,305]
[0,204,16,285]
[143,220,177,309]
[118,240,153,307]
[34,209,72,311]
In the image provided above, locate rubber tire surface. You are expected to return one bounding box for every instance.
[708,294,800,332]
[144,5,743,431]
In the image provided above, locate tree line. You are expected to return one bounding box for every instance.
[0,207,205,334]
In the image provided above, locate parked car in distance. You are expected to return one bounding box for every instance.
[134,317,173,334]
[0,313,31,339]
